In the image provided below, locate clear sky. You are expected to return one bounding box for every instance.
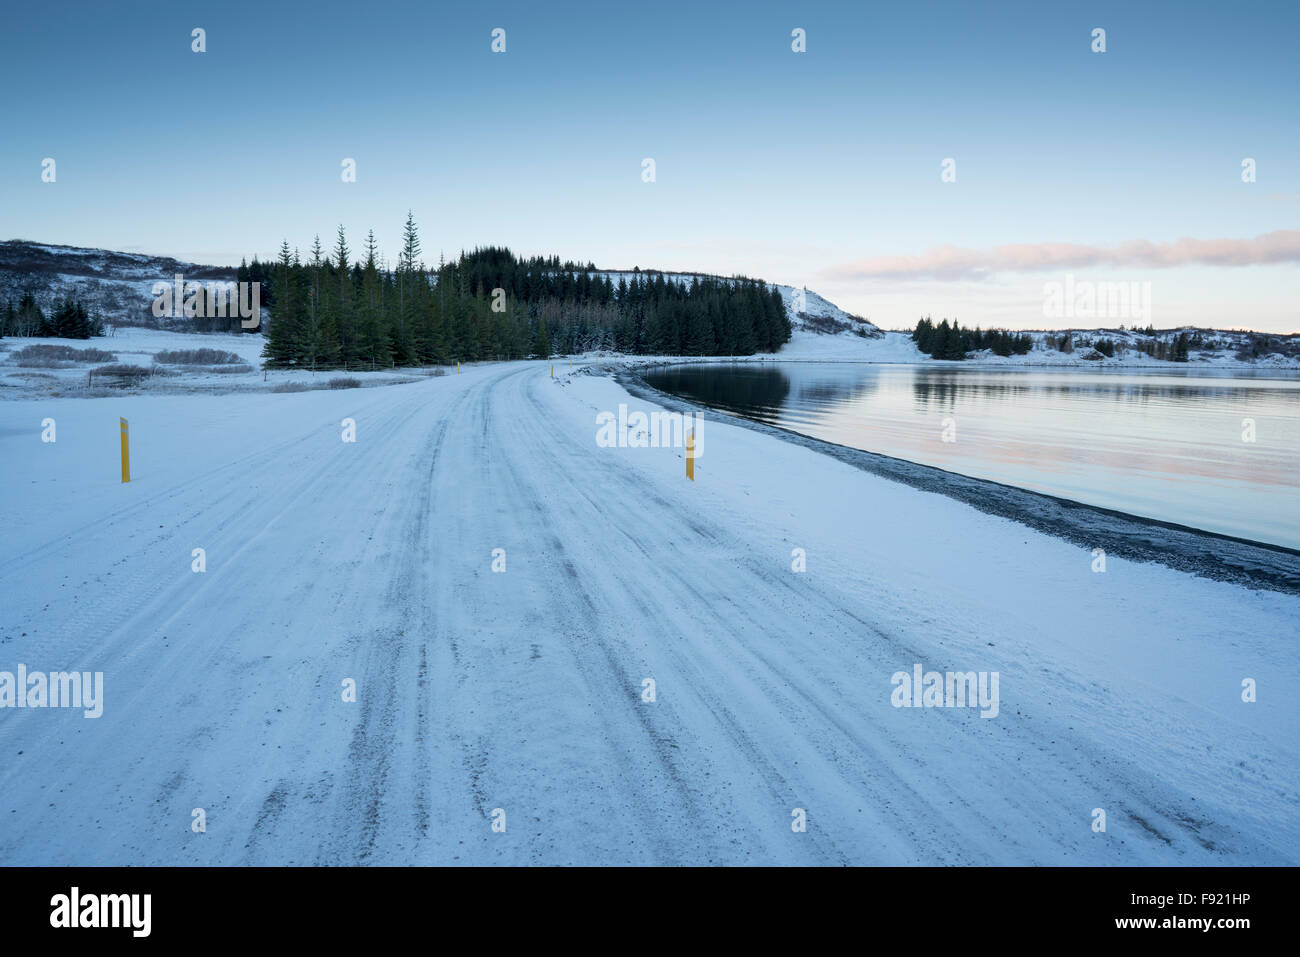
[2,0,1296,331]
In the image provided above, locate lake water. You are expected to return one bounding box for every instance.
[644,363,1300,550]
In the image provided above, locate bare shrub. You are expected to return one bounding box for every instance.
[154,348,243,365]
[92,363,152,385]
[15,344,116,367]
[800,312,853,335]
[328,376,361,389]
[202,363,254,375]
[6,371,57,382]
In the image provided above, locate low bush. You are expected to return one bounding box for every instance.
[154,348,243,365]
[92,363,152,384]
[6,371,57,381]
[801,313,853,335]
[15,344,117,367]
[202,363,254,375]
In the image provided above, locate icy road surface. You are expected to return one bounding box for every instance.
[1,360,1297,864]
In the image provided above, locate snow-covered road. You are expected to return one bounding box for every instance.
[1,360,1297,864]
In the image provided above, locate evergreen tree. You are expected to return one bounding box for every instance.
[532,315,550,358]
[333,226,357,368]
[390,212,421,364]
[258,219,809,367]
[263,241,302,367]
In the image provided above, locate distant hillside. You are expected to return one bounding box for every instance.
[0,240,879,342]
[580,268,882,339]
[0,240,233,325]
[774,324,1300,367]
[6,241,1288,367]
[1011,325,1300,363]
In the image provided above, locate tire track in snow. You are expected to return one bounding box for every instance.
[5,361,1295,864]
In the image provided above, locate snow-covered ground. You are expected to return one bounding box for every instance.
[0,326,430,398]
[1,359,1295,864]
[4,323,1293,404]
[4,240,1293,384]
[568,324,1300,369]
[771,326,1300,367]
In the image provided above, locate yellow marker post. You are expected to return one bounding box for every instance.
[457,361,461,374]
[686,431,694,481]
[551,365,554,377]
[120,417,130,483]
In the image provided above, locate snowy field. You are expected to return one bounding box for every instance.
[0,327,431,399]
[0,358,1296,864]
[3,319,1295,406]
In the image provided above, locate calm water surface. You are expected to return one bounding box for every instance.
[645,363,1300,550]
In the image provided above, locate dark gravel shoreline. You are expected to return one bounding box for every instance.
[618,368,1300,597]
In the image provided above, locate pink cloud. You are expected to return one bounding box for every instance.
[823,230,1300,281]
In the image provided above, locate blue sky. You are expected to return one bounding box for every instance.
[2,0,1296,330]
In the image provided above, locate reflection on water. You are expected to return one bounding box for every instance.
[644,363,1300,550]
[653,365,794,413]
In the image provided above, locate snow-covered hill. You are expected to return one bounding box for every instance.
[3,240,1294,370]
[0,240,234,326]
[584,268,881,340]
[768,326,1300,368]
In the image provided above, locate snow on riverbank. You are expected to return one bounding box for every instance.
[0,359,1296,864]
[772,327,1300,368]
[3,315,1295,404]
[567,326,1300,372]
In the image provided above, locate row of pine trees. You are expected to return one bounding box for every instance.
[912,317,1034,360]
[251,214,793,370]
[0,293,104,339]
[914,316,1211,362]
